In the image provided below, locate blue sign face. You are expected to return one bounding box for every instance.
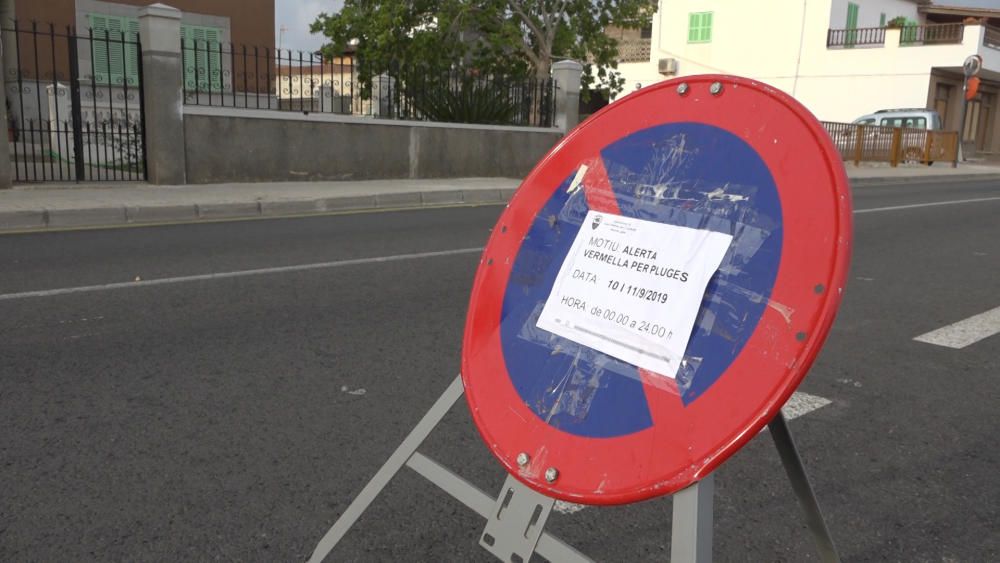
[499,122,783,438]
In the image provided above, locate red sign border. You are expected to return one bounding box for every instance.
[461,75,853,505]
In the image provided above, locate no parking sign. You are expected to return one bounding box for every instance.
[462,75,852,505]
[310,74,850,563]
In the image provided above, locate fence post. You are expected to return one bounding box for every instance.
[0,40,11,188]
[889,127,902,167]
[138,3,185,184]
[552,60,583,133]
[853,125,863,166]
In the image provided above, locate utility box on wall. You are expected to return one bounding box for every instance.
[658,58,678,76]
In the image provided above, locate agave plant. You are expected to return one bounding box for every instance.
[407,74,518,125]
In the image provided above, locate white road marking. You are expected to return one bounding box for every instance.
[854,196,1000,214]
[5,193,999,302]
[553,501,587,515]
[552,390,832,516]
[913,305,1000,349]
[781,391,832,420]
[0,247,484,302]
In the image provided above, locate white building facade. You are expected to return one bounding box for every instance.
[615,0,1000,157]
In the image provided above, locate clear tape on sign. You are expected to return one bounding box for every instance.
[499,164,790,405]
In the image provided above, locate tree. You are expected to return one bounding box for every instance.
[311,0,656,98]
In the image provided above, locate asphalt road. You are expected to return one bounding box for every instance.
[1,179,998,562]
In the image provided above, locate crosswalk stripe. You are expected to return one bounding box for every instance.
[913,305,1000,349]
[551,390,832,515]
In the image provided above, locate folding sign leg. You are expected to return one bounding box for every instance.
[405,453,592,563]
[306,375,465,563]
[308,375,592,563]
[669,473,714,563]
[768,411,842,563]
[479,474,555,563]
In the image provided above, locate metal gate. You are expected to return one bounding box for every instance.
[3,21,146,182]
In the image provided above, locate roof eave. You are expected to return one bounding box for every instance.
[919,6,1000,18]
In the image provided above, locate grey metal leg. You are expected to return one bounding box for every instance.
[670,473,714,563]
[307,374,465,563]
[768,411,841,563]
[406,452,593,562]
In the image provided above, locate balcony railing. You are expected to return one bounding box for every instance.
[985,25,1000,50]
[827,23,966,49]
[827,27,885,48]
[900,23,964,45]
[617,38,651,63]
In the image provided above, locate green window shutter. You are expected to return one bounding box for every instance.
[901,18,918,43]
[193,26,209,91]
[89,13,111,84]
[879,13,886,27]
[105,16,125,85]
[846,3,858,29]
[205,27,222,92]
[182,24,224,92]
[688,12,712,43]
[846,3,859,47]
[88,14,139,85]
[181,25,196,91]
[124,18,140,86]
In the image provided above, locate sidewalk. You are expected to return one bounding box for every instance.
[1,163,998,233]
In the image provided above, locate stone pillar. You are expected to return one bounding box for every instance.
[552,60,583,133]
[0,0,17,77]
[139,3,185,184]
[0,33,12,188]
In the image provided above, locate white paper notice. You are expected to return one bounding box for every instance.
[536,211,734,378]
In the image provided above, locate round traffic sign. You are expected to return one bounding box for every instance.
[461,75,852,505]
[964,54,982,77]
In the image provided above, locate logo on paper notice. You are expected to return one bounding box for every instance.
[536,210,733,378]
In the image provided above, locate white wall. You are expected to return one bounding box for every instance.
[619,0,828,110]
[828,0,921,29]
[795,26,998,122]
[615,0,995,124]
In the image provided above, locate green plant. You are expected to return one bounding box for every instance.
[886,16,908,28]
[409,76,518,125]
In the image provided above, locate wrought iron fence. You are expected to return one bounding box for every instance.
[827,23,967,48]
[2,21,146,182]
[180,42,555,127]
[822,121,958,166]
[899,23,964,45]
[984,25,1000,50]
[826,27,886,48]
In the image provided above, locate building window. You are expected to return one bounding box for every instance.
[181,24,224,92]
[688,12,713,43]
[88,13,140,86]
[640,23,652,39]
[880,117,926,129]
